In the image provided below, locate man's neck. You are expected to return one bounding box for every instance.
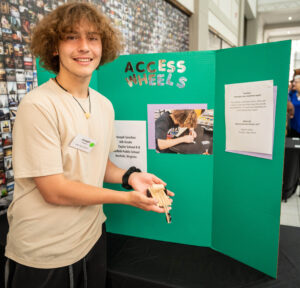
[56,73,91,98]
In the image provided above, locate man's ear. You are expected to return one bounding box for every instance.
[53,51,58,56]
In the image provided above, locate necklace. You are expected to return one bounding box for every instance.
[54,77,91,119]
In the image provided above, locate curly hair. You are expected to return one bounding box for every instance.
[30,2,123,74]
[172,110,198,129]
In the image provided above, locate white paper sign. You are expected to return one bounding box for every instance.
[225,80,274,155]
[110,121,147,172]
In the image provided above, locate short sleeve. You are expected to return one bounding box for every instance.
[155,117,169,140]
[12,100,63,178]
[109,122,117,153]
[108,103,117,153]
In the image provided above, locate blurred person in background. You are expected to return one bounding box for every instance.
[288,74,300,137]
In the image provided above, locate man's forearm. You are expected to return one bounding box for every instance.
[34,174,129,206]
[104,158,126,183]
[58,179,129,206]
[34,174,164,213]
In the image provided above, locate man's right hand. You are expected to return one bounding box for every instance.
[127,191,170,213]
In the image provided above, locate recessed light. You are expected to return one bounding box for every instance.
[287,31,291,34]
[288,16,292,20]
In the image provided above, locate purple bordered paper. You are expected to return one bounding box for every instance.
[147,104,207,150]
[226,86,277,160]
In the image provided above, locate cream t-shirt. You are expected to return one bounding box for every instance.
[5,79,117,268]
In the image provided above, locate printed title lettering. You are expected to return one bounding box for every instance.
[125,60,187,88]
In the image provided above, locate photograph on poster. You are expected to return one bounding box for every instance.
[148,104,214,155]
[0,95,8,108]
[12,30,22,42]
[0,56,4,69]
[26,81,33,92]
[7,82,17,96]
[4,42,14,56]
[14,56,24,69]
[0,2,10,14]
[1,184,7,197]
[16,69,25,82]
[4,156,12,170]
[0,108,10,120]
[2,28,12,42]
[10,16,21,31]
[2,132,12,147]
[24,55,33,62]
[21,18,30,35]
[19,5,28,17]
[5,169,13,182]
[0,42,4,55]
[4,147,12,158]
[10,5,20,18]
[17,82,26,93]
[4,56,14,68]
[0,82,7,94]
[8,94,18,107]
[1,15,11,29]
[1,120,11,133]
[24,60,33,70]
[7,182,14,193]
[25,70,33,81]
[0,69,6,81]
[13,44,23,57]
[6,69,16,81]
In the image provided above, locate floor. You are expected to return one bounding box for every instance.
[280,186,300,227]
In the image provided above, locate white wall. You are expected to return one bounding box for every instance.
[176,0,194,14]
[245,0,257,19]
[189,0,209,51]
[208,0,239,46]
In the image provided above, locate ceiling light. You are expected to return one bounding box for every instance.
[287,31,290,34]
[288,16,292,20]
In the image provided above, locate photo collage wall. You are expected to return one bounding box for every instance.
[0,0,189,213]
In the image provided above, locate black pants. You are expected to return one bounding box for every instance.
[5,224,107,288]
[288,128,300,138]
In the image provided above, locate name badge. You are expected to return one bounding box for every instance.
[69,135,96,153]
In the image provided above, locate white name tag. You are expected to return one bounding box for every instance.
[69,135,96,153]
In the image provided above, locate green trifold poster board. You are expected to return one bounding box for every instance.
[37,41,291,278]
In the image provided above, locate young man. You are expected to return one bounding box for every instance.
[5,3,173,288]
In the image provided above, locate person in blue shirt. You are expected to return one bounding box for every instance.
[288,79,297,101]
[289,75,300,137]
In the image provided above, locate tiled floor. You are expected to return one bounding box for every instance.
[280,186,300,227]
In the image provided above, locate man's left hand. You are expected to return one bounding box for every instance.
[128,172,174,197]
